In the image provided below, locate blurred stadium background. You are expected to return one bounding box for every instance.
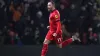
[0,0,100,56]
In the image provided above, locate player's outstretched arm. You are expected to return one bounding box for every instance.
[56,21,61,34]
[53,21,61,37]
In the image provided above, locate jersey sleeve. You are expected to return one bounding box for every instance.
[53,11,61,34]
[53,13,60,22]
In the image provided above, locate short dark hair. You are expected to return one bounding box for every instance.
[48,1,55,6]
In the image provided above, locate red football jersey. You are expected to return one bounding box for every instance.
[49,9,62,34]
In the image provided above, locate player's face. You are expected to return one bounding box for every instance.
[47,2,53,12]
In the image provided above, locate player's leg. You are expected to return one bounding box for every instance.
[41,30,53,56]
[41,39,51,56]
[57,33,80,48]
[57,38,73,48]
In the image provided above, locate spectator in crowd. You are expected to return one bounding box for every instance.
[87,27,98,44]
[93,15,100,44]
[0,3,5,30]
[0,0,99,45]
[9,1,24,37]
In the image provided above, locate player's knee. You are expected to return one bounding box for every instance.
[58,44,62,48]
[43,41,48,44]
[58,46,62,48]
[43,40,47,44]
[43,39,50,44]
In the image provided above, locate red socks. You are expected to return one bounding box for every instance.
[41,44,48,56]
[62,38,73,48]
[41,38,73,56]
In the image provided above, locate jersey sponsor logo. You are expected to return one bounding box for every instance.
[55,15,58,19]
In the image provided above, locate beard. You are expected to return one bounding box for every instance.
[48,8,52,12]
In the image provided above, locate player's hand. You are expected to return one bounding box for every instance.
[47,26,50,29]
[53,33,57,37]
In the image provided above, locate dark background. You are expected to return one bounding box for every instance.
[0,0,100,45]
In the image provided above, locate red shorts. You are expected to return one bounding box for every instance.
[45,30,63,44]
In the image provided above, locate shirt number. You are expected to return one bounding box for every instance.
[57,38,62,43]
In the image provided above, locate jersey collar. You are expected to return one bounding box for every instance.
[51,9,56,13]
